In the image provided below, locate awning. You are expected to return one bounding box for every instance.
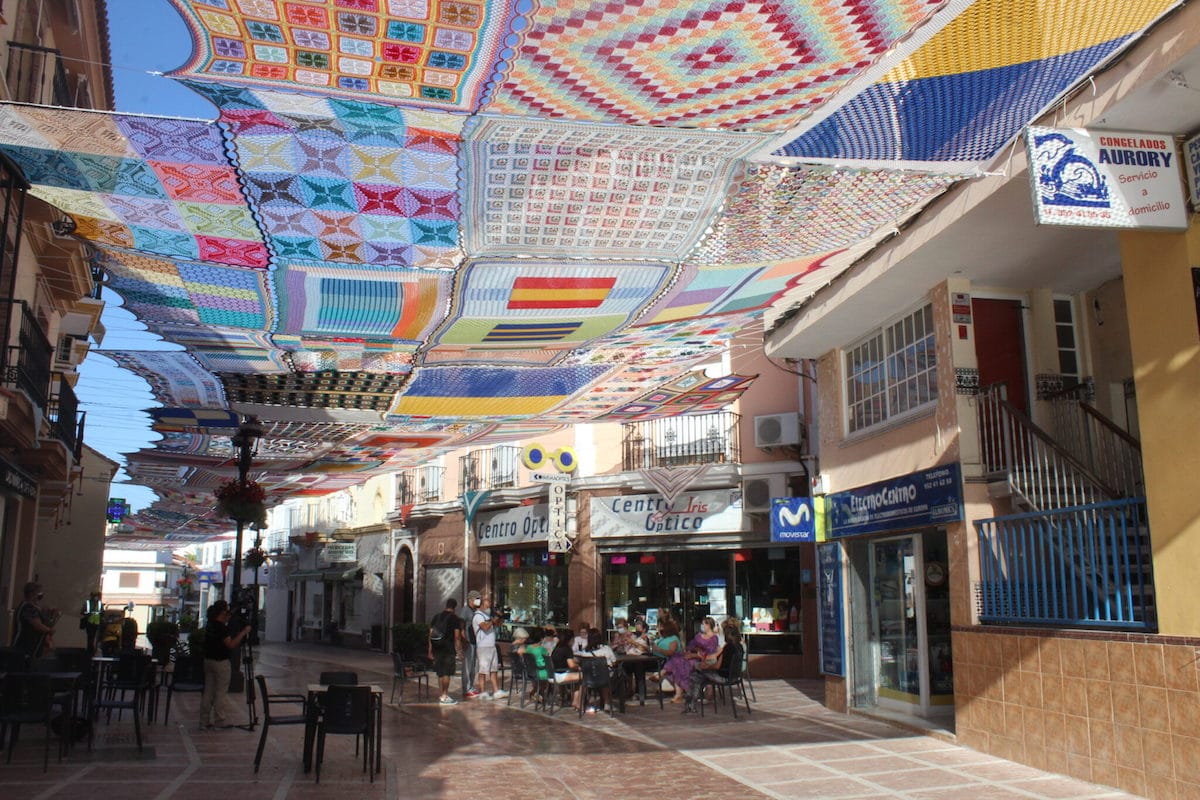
[286,568,363,583]
[286,570,324,582]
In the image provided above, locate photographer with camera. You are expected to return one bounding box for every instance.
[200,600,250,730]
[470,593,507,700]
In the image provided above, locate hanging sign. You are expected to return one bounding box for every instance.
[1027,126,1186,231]
[1184,132,1200,207]
[320,542,357,564]
[770,497,815,542]
[548,481,569,542]
[817,543,844,676]
[827,463,963,538]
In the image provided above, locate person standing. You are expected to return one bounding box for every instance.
[428,597,463,705]
[79,591,102,655]
[200,600,250,729]
[471,593,506,700]
[461,590,481,699]
[12,581,56,660]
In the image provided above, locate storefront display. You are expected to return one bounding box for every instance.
[476,502,567,634]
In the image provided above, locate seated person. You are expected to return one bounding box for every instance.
[574,627,617,712]
[549,630,581,707]
[624,618,651,655]
[683,619,742,714]
[523,628,551,702]
[647,617,689,704]
[571,622,590,655]
[684,617,722,665]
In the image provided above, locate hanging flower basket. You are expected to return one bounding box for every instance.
[215,479,268,525]
[243,547,268,569]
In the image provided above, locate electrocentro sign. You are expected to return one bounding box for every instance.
[827,463,963,538]
[1027,126,1186,231]
[589,488,745,537]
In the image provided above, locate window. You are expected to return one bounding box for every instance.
[845,304,937,434]
[1053,299,1079,384]
[118,572,139,589]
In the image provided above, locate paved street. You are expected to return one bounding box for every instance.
[0,642,1144,799]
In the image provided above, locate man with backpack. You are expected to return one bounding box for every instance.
[427,597,463,705]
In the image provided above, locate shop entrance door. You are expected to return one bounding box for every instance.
[871,536,927,713]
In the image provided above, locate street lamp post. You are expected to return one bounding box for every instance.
[230,416,265,599]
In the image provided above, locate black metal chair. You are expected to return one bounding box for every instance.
[163,654,205,725]
[389,652,429,703]
[89,653,151,752]
[520,652,550,711]
[0,646,29,673]
[697,643,752,719]
[505,650,529,706]
[1,672,63,771]
[253,675,308,773]
[577,657,613,718]
[317,671,358,685]
[314,684,373,783]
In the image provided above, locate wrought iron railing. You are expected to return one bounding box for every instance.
[397,465,445,505]
[459,445,520,495]
[977,384,1115,511]
[621,411,740,471]
[46,371,80,453]
[5,42,75,106]
[1,298,52,409]
[1044,384,1143,500]
[975,498,1154,630]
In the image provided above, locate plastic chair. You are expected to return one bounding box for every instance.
[253,675,308,773]
[314,684,373,783]
[697,643,752,719]
[0,673,62,771]
[163,654,205,725]
[577,657,613,718]
[390,652,429,703]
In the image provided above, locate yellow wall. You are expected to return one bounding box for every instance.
[1119,221,1200,636]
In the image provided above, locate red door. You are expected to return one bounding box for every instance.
[972,298,1028,415]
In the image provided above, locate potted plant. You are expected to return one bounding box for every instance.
[243,546,268,569]
[391,623,431,661]
[214,478,268,526]
[146,617,180,663]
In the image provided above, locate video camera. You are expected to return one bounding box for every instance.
[494,606,512,622]
[230,586,259,646]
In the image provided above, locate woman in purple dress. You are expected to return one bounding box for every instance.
[685,617,722,668]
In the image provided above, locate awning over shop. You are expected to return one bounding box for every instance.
[286,568,363,583]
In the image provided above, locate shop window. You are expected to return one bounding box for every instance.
[845,303,937,434]
[1053,298,1079,384]
[491,550,567,633]
[733,548,802,634]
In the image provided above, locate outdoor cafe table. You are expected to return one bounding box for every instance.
[302,683,383,775]
[614,654,660,710]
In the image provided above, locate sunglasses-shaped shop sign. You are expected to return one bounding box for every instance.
[522,443,577,484]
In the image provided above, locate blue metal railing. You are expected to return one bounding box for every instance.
[975,498,1154,630]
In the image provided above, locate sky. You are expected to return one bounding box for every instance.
[74,2,219,511]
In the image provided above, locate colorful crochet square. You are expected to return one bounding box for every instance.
[389,364,611,418]
[0,105,268,268]
[219,370,407,411]
[189,83,466,270]
[274,259,451,343]
[272,334,416,373]
[767,0,1177,169]
[687,165,954,266]
[483,0,943,131]
[595,372,757,421]
[170,0,527,112]
[544,362,704,422]
[432,259,674,355]
[144,323,289,374]
[107,351,228,409]
[462,115,763,260]
[149,407,241,432]
[99,249,273,330]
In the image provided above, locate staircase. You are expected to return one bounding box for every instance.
[974,383,1154,629]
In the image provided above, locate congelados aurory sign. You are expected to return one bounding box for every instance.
[590,488,745,538]
[1026,126,1186,231]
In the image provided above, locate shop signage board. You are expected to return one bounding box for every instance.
[817,542,844,676]
[770,496,815,542]
[476,502,549,547]
[320,542,357,564]
[1185,132,1200,206]
[827,463,963,538]
[548,481,568,540]
[0,455,37,499]
[530,470,571,483]
[589,488,746,537]
[1026,126,1186,231]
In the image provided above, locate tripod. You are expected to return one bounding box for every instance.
[235,638,259,731]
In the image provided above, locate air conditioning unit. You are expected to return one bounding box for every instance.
[754,413,801,448]
[742,475,788,513]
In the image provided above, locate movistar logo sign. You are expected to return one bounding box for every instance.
[771,497,815,542]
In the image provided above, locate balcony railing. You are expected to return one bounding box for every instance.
[622,411,741,471]
[2,299,52,409]
[975,498,1154,631]
[459,445,520,495]
[397,465,445,505]
[5,42,76,106]
[46,372,81,455]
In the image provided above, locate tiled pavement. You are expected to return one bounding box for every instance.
[0,642,1143,799]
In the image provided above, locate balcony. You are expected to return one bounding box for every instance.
[459,445,520,495]
[5,42,79,106]
[2,299,52,409]
[46,372,82,456]
[622,411,741,471]
[397,465,445,505]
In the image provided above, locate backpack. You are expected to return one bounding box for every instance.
[467,610,484,646]
[429,611,451,642]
